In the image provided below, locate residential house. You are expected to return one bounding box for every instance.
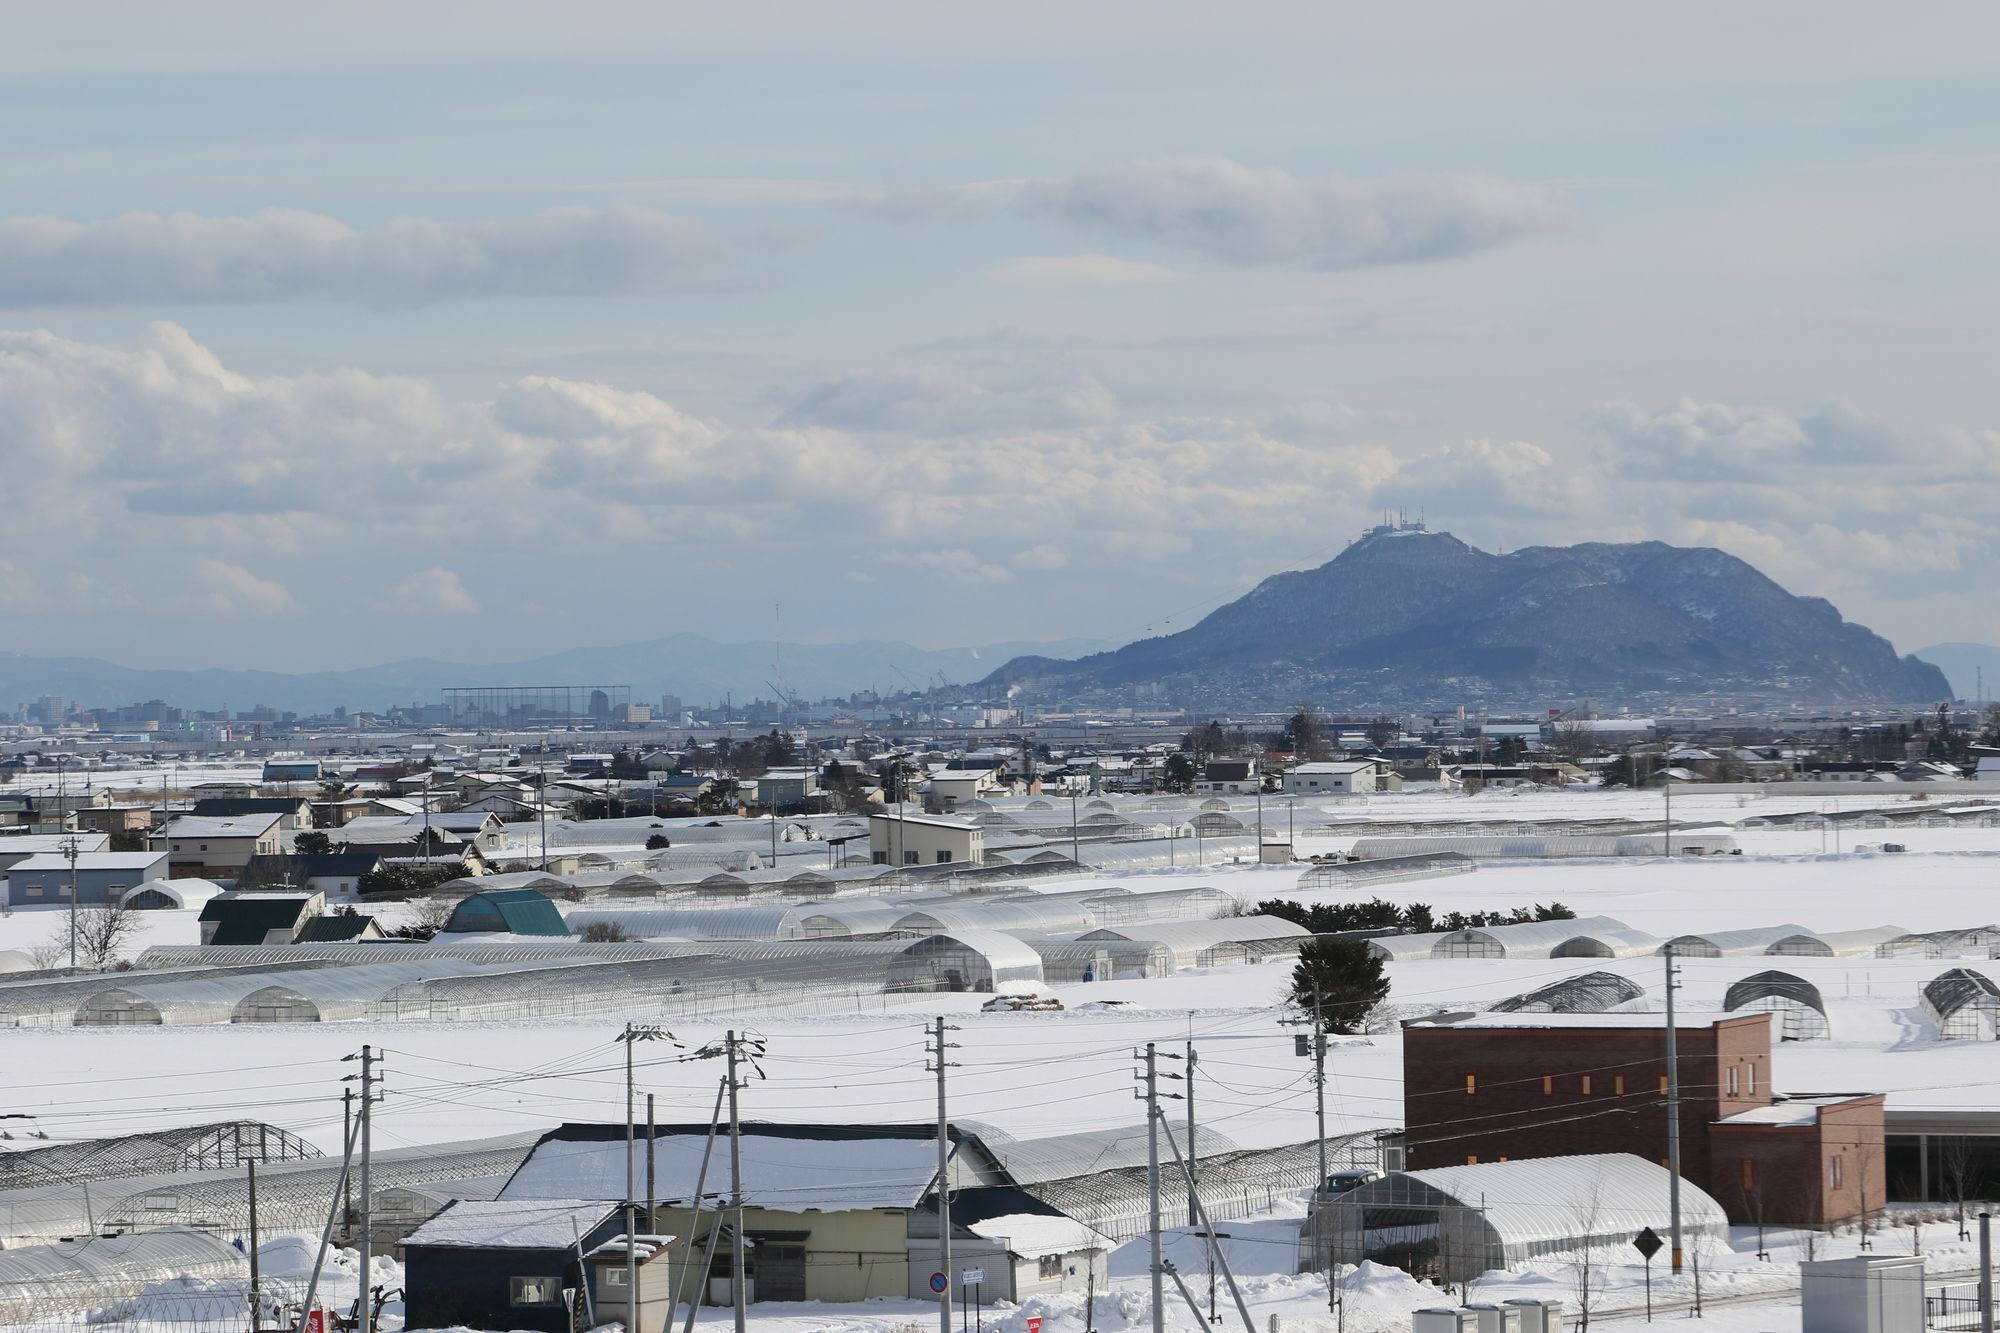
[155,814,284,881]
[1281,760,1393,795]
[3,851,170,907]
[402,1200,626,1333]
[1195,759,1260,795]
[190,797,315,830]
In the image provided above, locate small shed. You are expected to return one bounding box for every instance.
[402,1198,624,1333]
[888,931,1044,993]
[443,889,572,937]
[197,890,325,946]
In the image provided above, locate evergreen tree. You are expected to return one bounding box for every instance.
[1289,938,1391,1035]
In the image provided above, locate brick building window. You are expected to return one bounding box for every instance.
[1726,1066,1739,1096]
[1829,1156,1843,1189]
[1542,1076,1553,1095]
[1658,1075,1668,1095]
[1747,1063,1757,1096]
[1580,1075,1592,1094]
[1614,1075,1626,1095]
[1740,1159,1755,1193]
[1466,1155,1478,1165]
[1465,1074,1477,1095]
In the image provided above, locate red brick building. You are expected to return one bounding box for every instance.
[1401,1012,1882,1225]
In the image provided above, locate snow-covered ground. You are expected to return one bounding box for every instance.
[8,787,2000,1332]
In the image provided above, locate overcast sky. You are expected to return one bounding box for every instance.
[4,3,1998,671]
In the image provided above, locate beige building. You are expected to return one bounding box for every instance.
[154,813,284,880]
[869,811,983,866]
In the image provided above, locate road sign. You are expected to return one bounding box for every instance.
[959,1267,986,1285]
[1631,1227,1663,1260]
[928,1271,949,1294]
[302,1311,326,1333]
[1026,1319,1042,1333]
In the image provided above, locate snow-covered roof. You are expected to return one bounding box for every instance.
[404,1198,617,1249]
[162,815,281,838]
[501,1129,944,1212]
[964,1213,1109,1257]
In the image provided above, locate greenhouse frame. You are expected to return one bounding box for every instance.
[1077,916,1308,969]
[1028,938,1173,982]
[0,1122,318,1192]
[1722,970,1829,1041]
[1294,854,1477,891]
[0,1227,247,1323]
[1923,968,2000,1041]
[887,931,1044,992]
[1548,924,1664,958]
[1305,1154,1729,1285]
[1489,972,1645,1015]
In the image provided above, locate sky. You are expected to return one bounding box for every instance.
[3,2,1998,672]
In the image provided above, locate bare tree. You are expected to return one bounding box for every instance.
[68,904,139,970]
[389,895,457,941]
[1568,1180,1606,1331]
[24,936,68,971]
[1546,719,1595,764]
[1941,1135,1975,1240]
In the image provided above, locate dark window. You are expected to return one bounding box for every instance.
[1038,1254,1064,1280]
[511,1276,561,1307]
[936,850,951,863]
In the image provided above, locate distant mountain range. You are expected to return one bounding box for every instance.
[1911,643,2000,704]
[0,634,1113,716]
[986,529,1950,705]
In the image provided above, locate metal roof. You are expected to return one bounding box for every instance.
[1661,923,1815,956]
[1924,968,2000,1021]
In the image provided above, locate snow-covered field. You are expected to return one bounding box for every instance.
[7,788,2000,1332]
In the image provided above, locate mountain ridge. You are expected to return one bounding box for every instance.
[985,530,1948,705]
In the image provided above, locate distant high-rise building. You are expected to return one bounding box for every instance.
[29,695,65,725]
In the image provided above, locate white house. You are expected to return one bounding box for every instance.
[870,812,984,866]
[1282,760,1387,795]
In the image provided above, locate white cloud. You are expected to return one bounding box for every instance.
[780,366,1118,434]
[1009,543,1070,572]
[0,207,734,309]
[385,567,480,616]
[910,548,1015,583]
[1015,158,1566,269]
[990,254,1177,287]
[192,559,293,616]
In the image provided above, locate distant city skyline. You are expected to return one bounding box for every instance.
[3,3,1997,671]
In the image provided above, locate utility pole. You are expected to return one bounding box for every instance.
[927,1017,959,1333]
[59,832,81,968]
[1185,1040,1198,1227]
[349,1045,378,1333]
[1664,947,1684,1274]
[1979,1211,1992,1333]
[539,732,551,870]
[625,1021,639,1322]
[1070,789,1080,868]
[341,1089,354,1234]
[726,1031,750,1333]
[247,1161,261,1333]
[1663,770,1672,857]
[647,1094,657,1222]
[1136,1043,1186,1333]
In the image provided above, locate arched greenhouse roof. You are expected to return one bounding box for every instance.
[1433,915,1632,959]
[1764,925,1910,958]
[1322,1154,1727,1277]
[1549,924,1663,958]
[1490,972,1645,1014]
[893,900,1095,936]
[1722,970,1826,1017]
[1924,968,2000,1021]
[0,1228,246,1323]
[1660,923,1814,957]
[120,878,222,910]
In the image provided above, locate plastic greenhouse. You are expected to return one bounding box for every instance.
[0,1228,246,1322]
[1489,972,1645,1015]
[887,931,1045,992]
[1078,916,1308,969]
[1763,925,1910,958]
[1306,1154,1729,1285]
[1548,924,1664,958]
[1432,916,1633,960]
[1295,854,1476,892]
[1658,924,1814,957]
[1923,968,2000,1040]
[1722,970,1829,1041]
[1028,938,1173,982]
